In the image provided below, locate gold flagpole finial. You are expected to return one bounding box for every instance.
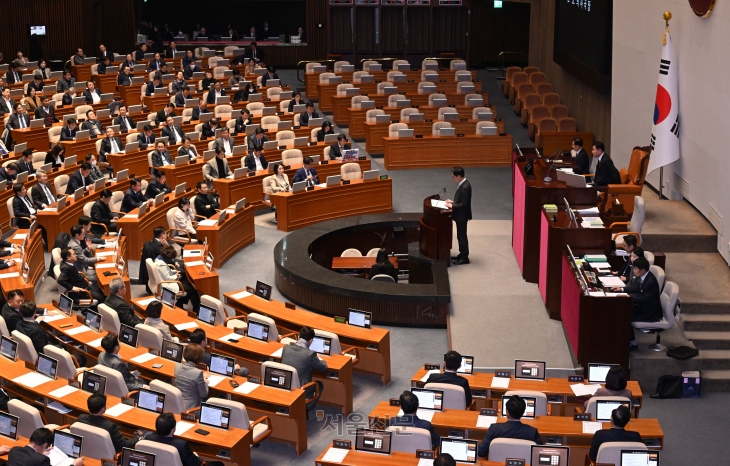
[663,11,672,44]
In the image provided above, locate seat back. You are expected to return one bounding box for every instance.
[319,72,336,84]
[6,198,15,224]
[11,330,38,364]
[306,62,322,72]
[542,92,560,107]
[629,196,645,233]
[515,83,535,100]
[351,96,369,108]
[70,422,116,460]
[456,81,475,93]
[336,83,354,96]
[386,71,403,81]
[535,82,553,96]
[43,345,78,380]
[523,66,539,76]
[386,426,432,453]
[261,115,280,130]
[389,123,408,137]
[83,201,94,217]
[48,126,63,143]
[424,382,466,409]
[417,82,433,93]
[137,323,164,351]
[529,106,549,124]
[8,399,45,438]
[550,105,568,120]
[488,439,536,463]
[310,128,319,142]
[0,316,8,338]
[75,105,93,120]
[388,94,406,106]
[421,59,438,70]
[400,108,419,121]
[145,258,163,295]
[261,361,301,388]
[504,390,548,416]
[454,70,471,81]
[537,118,557,134]
[341,248,362,257]
[282,149,304,166]
[596,442,647,465]
[92,364,129,397]
[660,281,679,324]
[98,303,122,334]
[214,104,233,119]
[136,440,184,466]
[438,107,458,120]
[126,133,139,144]
[650,265,665,292]
[200,295,232,325]
[510,72,528,89]
[340,162,362,180]
[504,66,521,83]
[450,59,467,70]
[529,72,546,85]
[471,106,493,120]
[312,329,342,355]
[371,274,395,282]
[557,117,576,132]
[166,207,178,232]
[585,396,632,419]
[393,59,409,70]
[476,121,497,134]
[623,147,652,186]
[246,102,265,114]
[151,379,186,414]
[205,397,251,429]
[266,87,282,99]
[276,130,296,143]
[248,313,280,341]
[522,93,542,111]
[353,71,370,82]
[365,109,385,122]
[54,174,69,196]
[109,190,124,213]
[432,121,452,136]
[333,61,350,73]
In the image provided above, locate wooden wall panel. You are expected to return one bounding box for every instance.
[432,7,468,54]
[355,8,377,53]
[382,8,404,54]
[329,7,352,53]
[407,7,431,53]
[468,0,531,67]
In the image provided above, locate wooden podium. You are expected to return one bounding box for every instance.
[419,195,452,263]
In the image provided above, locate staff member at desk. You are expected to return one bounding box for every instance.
[6,427,84,466]
[572,137,590,175]
[145,170,173,198]
[247,127,269,154]
[592,141,621,188]
[293,156,319,186]
[281,326,328,419]
[244,144,268,172]
[58,247,106,305]
[288,91,304,112]
[147,413,226,466]
[178,136,199,160]
[299,102,319,126]
[445,166,472,265]
[90,189,118,235]
[618,257,662,350]
[588,405,641,461]
[121,178,151,213]
[477,395,542,458]
[368,248,398,282]
[78,394,139,453]
[66,163,93,194]
[203,146,233,185]
[12,183,37,229]
[613,235,638,282]
[194,181,220,218]
[137,125,157,149]
[329,134,350,161]
[426,350,472,406]
[206,81,226,104]
[389,390,440,448]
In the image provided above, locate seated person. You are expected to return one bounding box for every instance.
[99,334,145,392]
[178,136,199,160]
[121,178,151,212]
[81,110,104,137]
[135,43,148,61]
[1,290,24,333]
[57,70,76,92]
[368,248,398,282]
[147,52,166,72]
[261,65,279,87]
[299,102,319,126]
[67,224,102,274]
[83,80,102,104]
[60,118,79,141]
[161,115,185,145]
[58,247,106,305]
[16,149,35,175]
[203,147,233,184]
[90,189,118,235]
[35,96,58,124]
[145,74,164,96]
[123,53,137,68]
[247,127,269,153]
[317,121,335,142]
[86,154,105,181]
[155,103,176,126]
[173,197,197,240]
[146,413,226,466]
[66,162,93,194]
[329,134,350,160]
[233,82,257,102]
[434,454,456,466]
[174,343,209,410]
[145,170,173,198]
[293,156,319,186]
[228,68,243,88]
[144,299,178,342]
[206,81,226,104]
[244,145,268,172]
[183,57,199,80]
[281,326,328,416]
[151,140,175,170]
[192,101,210,121]
[477,395,542,458]
[99,127,124,162]
[213,128,235,155]
[592,141,621,187]
[137,124,157,149]
[61,86,79,106]
[584,366,633,409]
[388,390,440,448]
[201,117,220,139]
[613,235,638,282]
[117,66,133,86]
[6,427,83,466]
[234,108,252,134]
[45,144,66,167]
[288,91,304,112]
[11,183,37,229]
[97,56,112,74]
[0,162,17,183]
[194,181,219,218]
[621,257,662,350]
[201,71,216,91]
[171,71,189,94]
[105,277,144,327]
[15,301,60,356]
[174,87,191,107]
[588,405,641,461]
[154,245,200,312]
[425,350,472,406]
[572,138,590,175]
[78,393,139,453]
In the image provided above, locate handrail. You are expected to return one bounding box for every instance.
[296,59,337,82]
[498,52,527,77]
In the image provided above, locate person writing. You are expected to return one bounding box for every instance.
[445,166,472,265]
[6,427,84,466]
[368,248,398,282]
[244,145,268,172]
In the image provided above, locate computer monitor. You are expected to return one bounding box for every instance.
[209,353,236,377]
[246,320,270,342]
[354,428,392,455]
[587,363,618,384]
[440,438,478,464]
[254,281,272,300]
[81,370,107,395]
[199,402,231,430]
[0,412,19,440]
[197,304,217,326]
[515,360,546,381]
[621,450,659,466]
[161,339,184,363]
[347,309,371,329]
[54,430,83,459]
[119,324,139,348]
[411,387,444,411]
[137,388,165,413]
[445,354,473,375]
[595,399,630,422]
[501,395,536,419]
[530,445,570,466]
[85,310,102,332]
[58,294,73,315]
[0,335,18,361]
[263,365,293,390]
[121,448,156,466]
[37,353,58,380]
[160,287,176,308]
[309,335,332,356]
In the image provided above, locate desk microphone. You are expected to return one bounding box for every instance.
[516,144,524,157]
[535,147,542,158]
[543,149,563,183]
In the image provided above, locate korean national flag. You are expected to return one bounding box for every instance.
[649,32,680,174]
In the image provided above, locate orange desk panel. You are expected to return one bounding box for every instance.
[116,191,185,261]
[195,205,255,268]
[382,135,512,170]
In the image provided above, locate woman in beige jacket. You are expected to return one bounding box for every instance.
[267,163,290,224]
[173,197,196,240]
[22,88,42,114]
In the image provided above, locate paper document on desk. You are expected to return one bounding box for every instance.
[174,421,196,436]
[137,297,156,306]
[581,222,604,229]
[106,403,134,417]
[175,322,199,331]
[123,214,138,219]
[44,207,58,212]
[599,276,626,288]
[582,421,604,434]
[589,262,611,269]
[96,251,116,257]
[420,369,441,382]
[476,415,497,428]
[96,262,116,268]
[232,291,252,299]
[12,372,53,388]
[131,352,158,364]
[47,401,72,414]
[12,234,27,240]
[66,325,91,335]
[183,249,201,257]
[570,383,603,397]
[431,199,449,210]
[321,447,349,463]
[221,332,243,341]
[49,385,79,399]
[185,260,204,267]
[0,272,19,279]
[47,445,73,466]
[87,337,104,347]
[397,408,435,422]
[577,207,600,215]
[207,375,226,387]
[605,292,629,297]
[615,249,629,256]
[585,254,608,261]
[198,219,217,226]
[588,291,605,297]
[270,348,283,358]
[234,381,260,395]
[490,377,510,389]
[38,314,66,323]
[316,183,326,188]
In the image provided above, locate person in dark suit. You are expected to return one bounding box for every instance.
[234,108,252,134]
[573,137,590,175]
[245,41,264,63]
[161,116,185,145]
[317,121,335,142]
[135,43,148,61]
[174,88,191,107]
[121,178,150,213]
[233,82,257,103]
[281,326,328,416]
[288,91,304,112]
[34,96,58,124]
[613,235,638,282]
[192,101,210,121]
[389,390,440,448]
[97,56,112,74]
[1,290,25,333]
[0,162,18,183]
[588,405,641,461]
[90,189,118,235]
[113,105,135,133]
[426,350,472,407]
[182,50,195,68]
[201,118,220,139]
[56,70,76,92]
[122,53,136,69]
[17,149,35,175]
[145,170,172,198]
[201,71,216,92]
[105,278,144,327]
[83,80,102,104]
[368,248,398,282]
[44,144,65,167]
[139,227,168,293]
[146,75,164,96]
[117,66,133,86]
[183,58,200,80]
[299,102,319,126]
[99,334,145,391]
[0,87,17,117]
[146,414,214,466]
[5,62,23,85]
[99,127,124,162]
[206,82,227,104]
[60,118,79,141]
[81,110,104,137]
[193,182,220,218]
[477,395,542,457]
[261,66,279,87]
[137,125,156,149]
[15,301,59,356]
[7,427,84,466]
[31,171,57,209]
[7,103,31,130]
[619,257,662,350]
[78,394,138,453]
[155,103,176,126]
[328,134,350,160]
[166,41,180,59]
[12,183,37,228]
[446,166,472,265]
[58,247,106,304]
[178,137,199,160]
[592,141,621,187]
[147,52,166,72]
[65,163,93,194]
[292,156,319,185]
[61,87,79,106]
[151,141,175,171]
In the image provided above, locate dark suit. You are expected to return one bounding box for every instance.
[588,427,642,461]
[593,154,621,187]
[292,167,318,184]
[575,148,590,175]
[58,261,104,304]
[121,188,147,213]
[7,445,51,466]
[194,193,219,219]
[368,261,398,282]
[98,352,143,391]
[27,80,45,93]
[104,294,143,328]
[62,93,76,106]
[192,107,210,121]
[155,109,176,125]
[261,73,280,87]
[15,319,53,355]
[7,113,31,130]
[147,59,166,72]
[81,119,104,137]
[60,125,78,141]
[145,179,172,199]
[137,132,156,149]
[178,146,198,160]
[183,65,200,80]
[248,134,270,153]
[243,154,268,172]
[201,122,219,139]
[477,420,542,458]
[618,257,634,282]
[34,105,58,123]
[626,272,663,340]
[66,170,92,194]
[117,72,133,86]
[90,199,116,235]
[139,239,165,293]
[12,196,36,228]
[99,136,124,161]
[135,50,146,61]
[235,116,252,134]
[299,110,319,126]
[17,158,35,175]
[0,167,15,183]
[57,77,76,92]
[425,371,472,407]
[0,98,16,116]
[174,92,189,107]
[245,47,265,62]
[145,434,203,466]
[146,81,164,96]
[32,182,56,209]
[328,142,349,160]
[83,88,102,104]
[5,70,23,85]
[206,88,227,104]
[1,303,22,333]
[151,149,174,168]
[44,151,64,167]
[389,414,440,448]
[78,413,138,453]
[161,124,185,145]
[452,179,472,260]
[114,115,135,133]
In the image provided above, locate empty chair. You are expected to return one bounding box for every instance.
[136,440,185,466]
[425,382,467,409]
[389,123,408,137]
[472,106,493,120]
[523,66,539,76]
[550,104,569,120]
[393,59,410,70]
[110,191,124,213]
[513,83,535,112]
[48,126,63,143]
[421,71,438,82]
[276,130,296,144]
[246,102,265,115]
[386,71,404,81]
[432,121,452,136]
[400,108,420,122]
[527,105,549,139]
[464,93,484,106]
[70,422,116,460]
[454,70,471,81]
[488,439,536,463]
[476,121,498,135]
[336,83,354,96]
[371,274,395,282]
[542,92,560,108]
[366,248,380,257]
[11,330,38,364]
[341,248,362,257]
[214,104,233,119]
[387,94,405,106]
[261,115,280,130]
[318,72,335,84]
[386,426,432,453]
[612,197,646,246]
[333,61,350,72]
[247,313,282,341]
[44,345,83,380]
[650,264,666,292]
[456,81,475,94]
[596,442,648,465]
[206,397,272,444]
[534,118,557,147]
[529,71,546,86]
[508,72,528,103]
[151,379,187,414]
[341,163,362,180]
[557,117,576,132]
[645,251,655,265]
[503,66,522,96]
[535,82,553,96]
[96,303,121,334]
[352,71,370,83]
[450,59,467,70]
[365,109,385,122]
[418,82,434,94]
[422,59,438,70]
[91,364,131,397]
[0,316,8,338]
[438,107,458,121]
[351,95,370,108]
[137,323,164,351]
[377,82,395,95]
[520,93,542,125]
[54,174,69,197]
[504,390,548,416]
[282,149,304,166]
[266,87,282,99]
[362,60,379,72]
[428,94,445,106]
[261,361,320,406]
[8,400,59,439]
[306,62,322,72]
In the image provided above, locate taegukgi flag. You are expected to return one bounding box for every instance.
[649,31,680,173]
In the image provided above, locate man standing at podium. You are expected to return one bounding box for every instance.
[446,166,472,265]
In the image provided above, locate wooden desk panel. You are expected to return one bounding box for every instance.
[315,448,502,466]
[382,135,512,170]
[332,256,398,270]
[93,235,130,295]
[143,94,173,113]
[270,178,392,232]
[116,191,184,261]
[118,84,141,107]
[0,229,44,301]
[183,244,220,298]
[10,126,51,152]
[59,138,99,158]
[195,205,255,268]
[93,73,118,95]
[70,64,94,82]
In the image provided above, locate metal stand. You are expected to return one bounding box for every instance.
[659,166,664,200]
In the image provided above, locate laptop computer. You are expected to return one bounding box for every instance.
[247,93,262,102]
[254,280,272,300]
[53,430,83,460]
[398,129,414,138]
[232,167,247,180]
[29,118,44,129]
[161,339,184,363]
[84,309,102,332]
[121,448,156,466]
[345,87,360,97]
[0,335,18,361]
[411,387,444,411]
[15,172,28,184]
[0,412,19,440]
[323,134,338,143]
[440,438,478,464]
[530,445,570,466]
[199,402,231,430]
[265,79,280,87]
[37,353,58,380]
[363,169,380,181]
[307,117,324,127]
[515,360,546,381]
[446,354,474,375]
[621,450,659,466]
[81,370,107,395]
[395,99,412,108]
[197,303,217,326]
[261,106,276,116]
[263,140,278,150]
[73,187,85,202]
[596,399,630,422]
[293,136,308,147]
[137,387,165,413]
[161,286,176,308]
[326,175,341,187]
[234,198,246,212]
[58,293,73,315]
[309,335,332,356]
[246,320,270,342]
[93,178,106,191]
[154,192,165,207]
[175,183,186,197]
[64,155,78,168]
[74,129,90,140]
[277,121,291,131]
[209,354,236,377]
[119,324,139,348]
[348,309,371,329]
[355,429,392,455]
[175,155,188,166]
[263,365,293,390]
[360,100,375,108]
[587,363,618,383]
[292,181,306,193]
[502,395,537,419]
[480,125,498,136]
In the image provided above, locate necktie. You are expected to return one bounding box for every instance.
[146,136,150,144]
[19,116,26,129]
[110,138,119,153]
[23,197,33,212]
[15,72,19,82]
[305,170,312,187]
[44,184,54,204]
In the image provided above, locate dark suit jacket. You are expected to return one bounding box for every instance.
[625,272,663,323]
[192,107,210,121]
[235,116,252,134]
[161,124,185,144]
[174,92,189,107]
[206,88,227,104]
[155,109,176,125]
[261,73,280,87]
[44,151,64,167]
[66,170,92,194]
[201,122,218,139]
[178,146,198,160]
[139,239,165,290]
[34,106,58,123]
[389,414,440,448]
[17,158,35,175]
[114,115,135,132]
[145,179,171,198]
[183,65,199,80]
[83,88,102,104]
[575,148,590,175]
[1,304,22,333]
[117,72,133,86]
[15,319,52,355]
[147,59,166,72]
[328,142,350,160]
[452,179,472,223]
[368,261,398,282]
[7,113,31,130]
[12,196,36,227]
[27,80,45,93]
[201,78,217,91]
[194,193,219,219]
[299,110,319,126]
[292,167,318,184]
[81,119,104,136]
[60,125,77,141]
[32,182,56,209]
[588,427,642,460]
[78,413,138,453]
[145,434,202,466]
[477,420,542,458]
[121,188,147,213]
[594,154,622,187]
[7,445,51,466]
[62,93,76,106]
[90,199,115,235]
[244,48,265,62]
[146,81,164,96]
[104,294,144,328]
[0,167,15,183]
[137,132,156,149]
[151,149,174,168]
[243,154,268,172]
[135,50,146,61]
[57,261,90,292]
[5,70,23,85]
[99,136,124,161]
[425,371,472,407]
[0,98,17,116]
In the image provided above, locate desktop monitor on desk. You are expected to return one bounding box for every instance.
[440,438,478,464]
[263,365,293,390]
[121,448,156,466]
[0,412,18,440]
[0,336,18,361]
[595,399,630,422]
[355,428,392,455]
[587,363,618,383]
[531,445,570,466]
[515,360,546,381]
[199,402,231,430]
[161,339,184,363]
[81,370,107,395]
[411,387,444,411]
[502,395,536,419]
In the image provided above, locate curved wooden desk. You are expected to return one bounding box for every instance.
[0,229,44,301]
[182,243,220,298]
[194,204,255,268]
[93,234,131,295]
[382,134,512,170]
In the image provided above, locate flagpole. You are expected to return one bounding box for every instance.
[660,167,664,200]
[659,11,671,201]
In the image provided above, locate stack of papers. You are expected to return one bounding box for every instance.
[582,421,604,434]
[198,219,217,226]
[418,459,435,466]
[569,383,603,396]
[66,325,91,335]
[420,369,441,382]
[131,353,158,364]
[585,254,608,262]
[96,251,116,257]
[0,272,19,279]
[47,445,72,466]
[185,260,204,267]
[175,322,199,331]
[221,333,243,341]
[270,348,283,358]
[599,276,626,288]
[320,447,349,464]
[105,403,134,417]
[12,372,53,388]
[476,415,497,428]
[174,421,196,435]
[234,381,260,395]
[490,377,510,389]
[207,375,226,387]
[49,385,80,398]
[315,183,327,188]
[96,262,116,268]
[87,338,104,347]
[137,297,157,306]
[397,409,435,421]
[232,291,252,299]
[431,199,448,210]
[47,401,72,414]
[577,207,600,215]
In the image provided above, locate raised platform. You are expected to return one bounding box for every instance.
[273,213,451,327]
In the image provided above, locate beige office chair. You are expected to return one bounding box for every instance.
[386,71,404,81]
[361,60,379,72]
[7,198,28,230]
[54,174,69,196]
[323,146,332,161]
[313,329,358,363]
[352,71,370,83]
[48,126,63,143]
[151,379,187,414]
[476,121,498,135]
[341,248,362,257]
[455,70,471,81]
[200,295,233,326]
[91,364,132,397]
[261,115,280,131]
[650,265,666,291]
[309,128,319,142]
[351,96,369,108]
[267,87,283,99]
[595,442,647,465]
[584,396,633,419]
[282,149,304,166]
[393,59,410,70]
[261,361,320,404]
[422,59,438,70]
[126,133,139,144]
[98,303,122,334]
[246,102,265,116]
[438,107,458,121]
[365,109,385,122]
[504,390,548,416]
[425,382,467,409]
[386,426,432,453]
[214,104,233,119]
[75,105,93,121]
[377,82,395,95]
[109,191,124,214]
[464,93,484,106]
[43,345,84,380]
[450,59,467,70]
[388,94,406,107]
[8,400,59,439]
[428,94,446,106]
[456,82,475,94]
[206,398,272,444]
[11,330,38,364]
[366,248,380,257]
[336,83,354,96]
[488,439,536,463]
[145,258,184,297]
[472,106,493,120]
[632,281,678,351]
[388,123,408,137]
[276,130,296,145]
[612,197,646,246]
[340,163,361,180]
[137,323,164,351]
[432,121,453,136]
[279,99,291,112]
[400,108,419,122]
[0,316,9,338]
[333,61,350,73]
[136,440,184,466]
[421,71,438,82]
[319,72,336,84]
[306,62,322,72]
[70,422,116,460]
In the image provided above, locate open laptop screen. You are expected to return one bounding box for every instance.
[161,339,184,362]
[85,310,102,332]
[161,287,176,308]
[58,294,73,315]
[531,445,570,466]
[263,365,293,390]
[197,304,217,326]
[621,450,659,466]
[199,402,231,430]
[37,353,58,379]
[515,360,546,381]
[588,363,617,383]
[411,387,444,411]
[354,428,392,455]
[596,400,630,422]
[444,354,474,375]
[120,324,139,348]
[440,438,478,464]
[254,281,272,300]
[137,388,165,413]
[0,336,18,361]
[0,412,19,440]
[54,430,83,458]
[347,309,371,329]
[121,448,156,466]
[502,395,537,419]
[246,320,269,342]
[81,371,107,395]
[309,336,332,355]
[209,353,235,377]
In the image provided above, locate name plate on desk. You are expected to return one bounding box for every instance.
[334,316,346,323]
[333,439,351,449]
[506,460,526,466]
[285,302,296,310]
[121,396,136,406]
[480,408,497,416]
[278,145,287,150]
[379,175,388,180]
[342,180,350,185]
[416,450,435,459]
[308,142,318,146]
[358,156,367,160]
[496,370,511,378]
[321,160,329,165]
[247,376,261,384]
[389,398,400,406]
[574,413,592,421]
[568,375,584,382]
[425,363,440,370]
[181,413,197,422]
